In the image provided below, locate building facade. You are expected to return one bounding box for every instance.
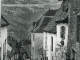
[0,15,19,60]
[0,15,9,60]
[31,0,69,60]
[55,17,68,60]
[43,32,56,60]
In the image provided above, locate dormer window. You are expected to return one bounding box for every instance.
[60,26,66,39]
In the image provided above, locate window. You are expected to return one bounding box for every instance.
[52,56,53,60]
[44,57,48,60]
[72,50,75,60]
[45,37,47,50]
[60,26,66,39]
[46,57,48,60]
[51,37,53,51]
[33,34,34,41]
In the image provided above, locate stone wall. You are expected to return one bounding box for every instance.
[67,0,80,59]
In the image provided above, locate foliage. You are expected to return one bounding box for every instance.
[38,47,44,56]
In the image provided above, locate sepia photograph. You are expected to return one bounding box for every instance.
[0,0,80,60]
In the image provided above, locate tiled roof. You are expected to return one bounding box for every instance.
[7,36,18,52]
[32,3,68,33]
[32,9,57,33]
[43,6,68,33]
[1,15,10,27]
[44,9,58,16]
[33,16,52,33]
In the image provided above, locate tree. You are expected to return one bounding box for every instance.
[38,47,44,59]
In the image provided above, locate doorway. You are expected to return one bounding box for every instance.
[72,50,76,60]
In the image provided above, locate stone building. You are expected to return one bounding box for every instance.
[67,0,80,60]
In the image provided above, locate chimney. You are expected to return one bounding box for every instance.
[33,22,36,29]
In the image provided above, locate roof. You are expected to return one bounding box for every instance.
[32,9,57,33]
[32,5,68,33]
[44,9,58,16]
[1,15,10,27]
[33,16,52,33]
[55,17,68,23]
[7,36,18,52]
[43,6,68,33]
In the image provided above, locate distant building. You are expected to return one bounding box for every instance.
[0,15,9,60]
[31,0,69,60]
[43,5,68,60]
[0,15,19,60]
[31,8,58,60]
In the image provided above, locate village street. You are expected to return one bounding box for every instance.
[1,0,80,60]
